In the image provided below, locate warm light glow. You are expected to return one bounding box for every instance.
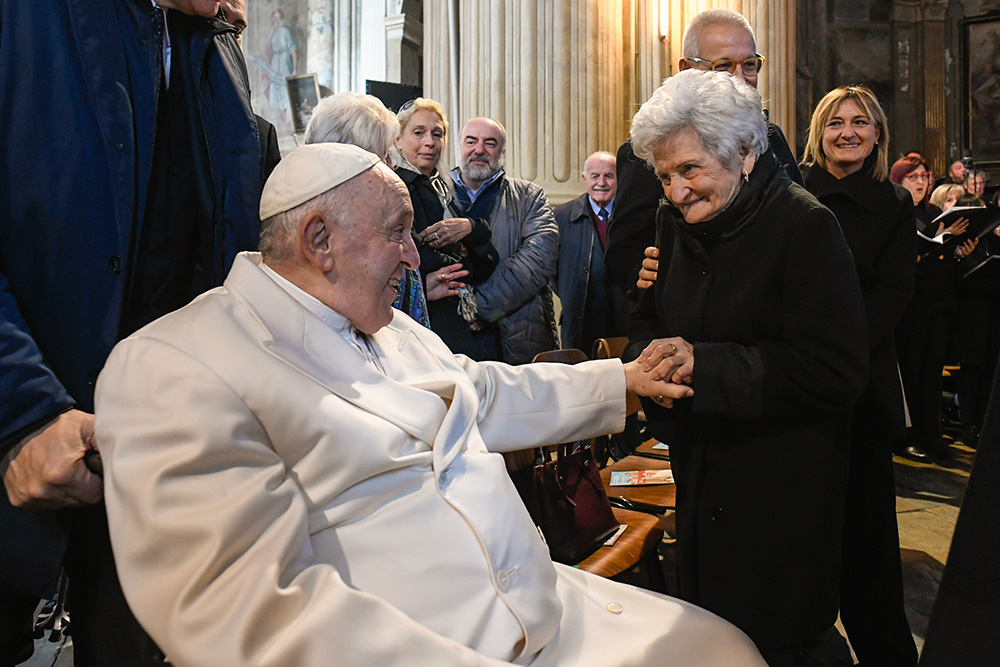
[659,0,670,39]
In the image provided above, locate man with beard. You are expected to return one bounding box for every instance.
[450,117,559,364]
[554,151,619,353]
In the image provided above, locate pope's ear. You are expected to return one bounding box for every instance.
[301,212,335,272]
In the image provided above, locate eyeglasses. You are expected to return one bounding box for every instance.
[684,54,766,76]
[905,172,931,182]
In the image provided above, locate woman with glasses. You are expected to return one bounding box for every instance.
[392,98,500,356]
[891,156,973,463]
[801,85,919,667]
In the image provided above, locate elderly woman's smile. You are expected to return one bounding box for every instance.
[653,128,751,224]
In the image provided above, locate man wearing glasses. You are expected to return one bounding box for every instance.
[605,9,801,301]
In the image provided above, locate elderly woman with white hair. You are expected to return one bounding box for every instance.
[626,69,868,665]
[304,92,460,327]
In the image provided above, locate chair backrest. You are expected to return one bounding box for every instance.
[593,337,641,416]
[592,336,628,361]
[532,348,588,365]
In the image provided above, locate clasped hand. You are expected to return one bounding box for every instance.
[623,336,695,408]
[2,409,103,508]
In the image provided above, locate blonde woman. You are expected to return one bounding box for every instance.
[802,85,919,667]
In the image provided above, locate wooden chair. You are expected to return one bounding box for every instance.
[531,348,589,364]
[577,506,667,592]
[593,337,641,416]
[501,349,667,591]
[601,455,676,514]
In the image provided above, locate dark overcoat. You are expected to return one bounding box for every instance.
[628,158,868,651]
[0,0,262,597]
[395,166,498,355]
[801,163,916,442]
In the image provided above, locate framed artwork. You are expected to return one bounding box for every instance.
[287,73,321,135]
[963,12,1000,167]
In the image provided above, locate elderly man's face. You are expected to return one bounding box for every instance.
[966,173,987,196]
[459,118,505,186]
[583,154,617,207]
[681,24,759,88]
[329,167,419,334]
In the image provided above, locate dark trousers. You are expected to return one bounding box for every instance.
[896,310,951,451]
[0,593,36,667]
[839,403,918,667]
[63,504,165,666]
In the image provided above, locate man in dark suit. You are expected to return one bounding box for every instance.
[554,151,619,354]
[605,8,801,299]
[0,1,264,663]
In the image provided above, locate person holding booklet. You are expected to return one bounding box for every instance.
[891,156,976,462]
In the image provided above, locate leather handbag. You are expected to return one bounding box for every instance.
[510,443,620,564]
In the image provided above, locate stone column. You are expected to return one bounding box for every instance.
[385,10,423,86]
[747,0,797,152]
[424,0,631,204]
[920,0,949,177]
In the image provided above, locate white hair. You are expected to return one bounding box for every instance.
[630,69,768,169]
[682,9,755,59]
[304,92,399,158]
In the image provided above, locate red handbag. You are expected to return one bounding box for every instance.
[510,443,620,564]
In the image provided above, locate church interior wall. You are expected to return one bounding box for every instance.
[243,0,999,190]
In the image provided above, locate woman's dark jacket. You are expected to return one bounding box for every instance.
[395,166,499,356]
[802,160,917,441]
[627,155,869,651]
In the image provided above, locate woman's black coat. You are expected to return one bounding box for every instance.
[628,158,869,651]
[395,167,499,355]
[802,162,917,441]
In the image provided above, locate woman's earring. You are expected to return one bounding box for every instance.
[742,170,749,183]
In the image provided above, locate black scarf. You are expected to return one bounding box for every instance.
[657,152,783,341]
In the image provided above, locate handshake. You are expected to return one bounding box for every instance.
[622,336,695,408]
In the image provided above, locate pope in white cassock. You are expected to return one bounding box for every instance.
[94,143,766,666]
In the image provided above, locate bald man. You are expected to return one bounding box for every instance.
[554,151,619,353]
[450,117,559,364]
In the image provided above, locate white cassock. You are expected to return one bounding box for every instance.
[95,252,765,666]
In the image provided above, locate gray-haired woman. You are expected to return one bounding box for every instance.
[626,69,868,665]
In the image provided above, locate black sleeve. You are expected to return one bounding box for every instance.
[864,192,918,349]
[767,122,803,186]
[256,114,281,183]
[462,218,500,283]
[605,140,662,298]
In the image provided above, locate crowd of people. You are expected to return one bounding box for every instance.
[1,2,996,667]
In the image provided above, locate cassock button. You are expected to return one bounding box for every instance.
[109,255,121,273]
[605,602,624,614]
[496,569,511,592]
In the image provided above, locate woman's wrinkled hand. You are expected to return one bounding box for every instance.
[423,218,473,248]
[636,246,660,290]
[425,263,469,301]
[638,337,695,385]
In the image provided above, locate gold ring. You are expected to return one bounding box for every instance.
[440,273,446,280]
[655,395,664,402]
[669,343,678,356]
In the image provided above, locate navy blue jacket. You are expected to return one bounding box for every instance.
[0,0,262,594]
[0,0,262,448]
